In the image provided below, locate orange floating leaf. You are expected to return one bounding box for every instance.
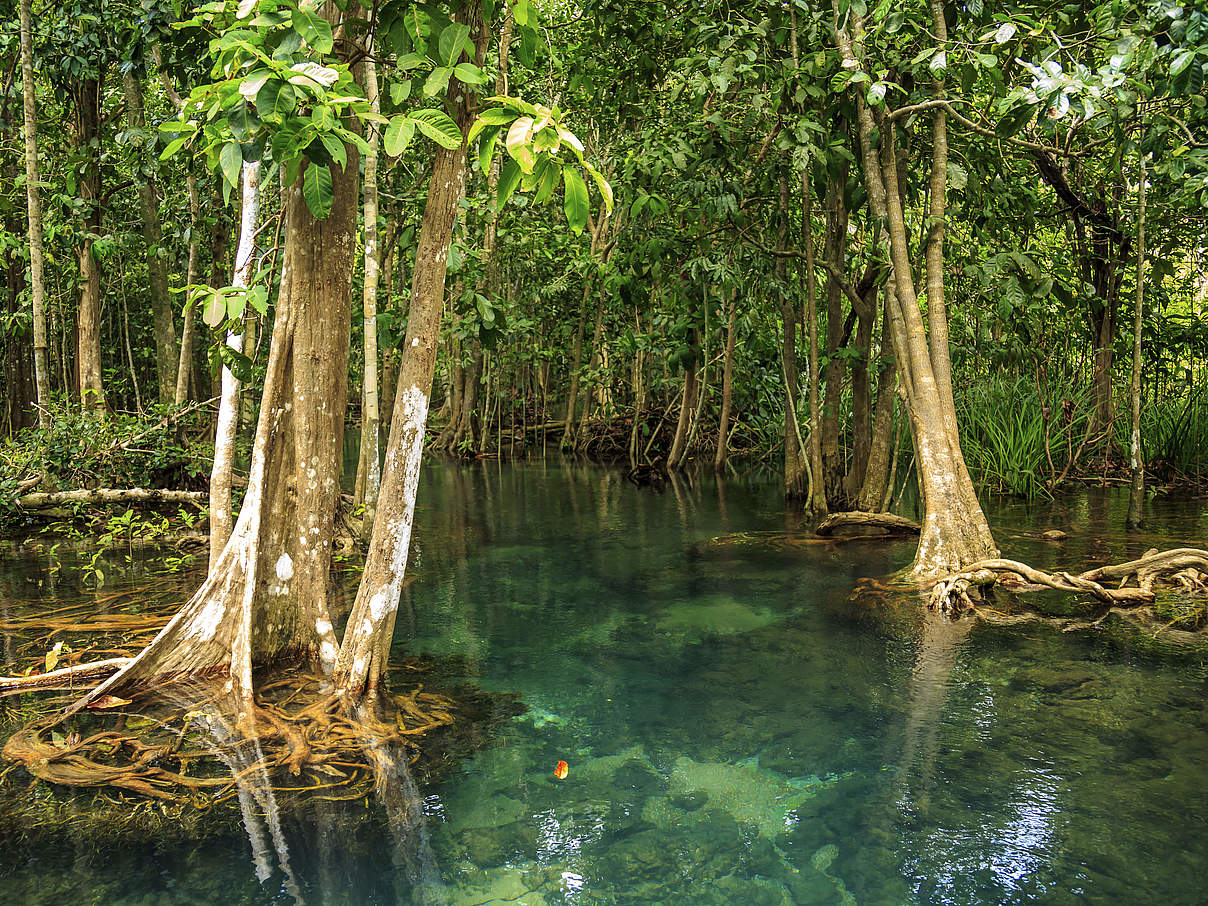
[86,695,132,710]
[554,760,569,780]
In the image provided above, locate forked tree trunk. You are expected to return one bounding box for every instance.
[124,71,177,404]
[210,162,260,569]
[75,76,106,412]
[20,0,50,427]
[73,139,362,712]
[332,10,490,700]
[835,7,997,581]
[1126,142,1146,530]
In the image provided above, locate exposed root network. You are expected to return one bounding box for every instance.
[929,547,1208,614]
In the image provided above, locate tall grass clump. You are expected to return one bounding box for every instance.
[1139,388,1208,480]
[957,375,1055,499]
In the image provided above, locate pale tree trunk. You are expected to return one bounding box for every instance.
[819,166,850,503]
[667,352,698,472]
[925,0,959,438]
[75,76,106,412]
[561,212,608,448]
[713,287,737,472]
[835,6,997,581]
[1126,142,1146,530]
[74,132,361,713]
[357,54,384,538]
[209,162,260,571]
[123,71,177,404]
[174,175,202,406]
[19,0,51,427]
[158,53,202,409]
[332,10,490,700]
[855,293,897,511]
[801,169,827,512]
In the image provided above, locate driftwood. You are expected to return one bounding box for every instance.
[15,488,206,510]
[930,547,1208,613]
[816,511,921,536]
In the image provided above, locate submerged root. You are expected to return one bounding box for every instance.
[2,667,466,808]
[929,547,1208,615]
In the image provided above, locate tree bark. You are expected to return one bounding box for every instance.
[75,76,106,412]
[357,55,383,537]
[834,6,997,581]
[19,0,51,428]
[174,175,202,406]
[713,287,737,472]
[209,162,260,570]
[123,71,177,404]
[819,165,850,504]
[666,359,698,472]
[1126,141,1146,530]
[332,9,490,700]
[855,293,897,511]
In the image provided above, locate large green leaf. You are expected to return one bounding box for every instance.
[291,9,333,54]
[438,22,471,66]
[220,141,242,189]
[383,115,416,156]
[563,166,588,235]
[302,162,334,219]
[585,164,614,213]
[477,125,501,174]
[497,157,523,207]
[255,79,297,118]
[410,109,462,149]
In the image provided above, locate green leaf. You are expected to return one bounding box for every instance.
[220,141,242,190]
[159,135,190,161]
[227,102,260,142]
[247,286,268,315]
[477,125,501,174]
[505,116,536,173]
[562,166,588,235]
[453,63,487,85]
[202,292,225,328]
[477,108,519,125]
[383,115,416,156]
[390,80,412,105]
[319,133,347,170]
[585,164,614,213]
[255,79,297,118]
[424,66,453,97]
[438,22,471,66]
[302,162,334,219]
[396,52,427,70]
[410,108,462,149]
[533,160,559,203]
[291,9,333,54]
[513,0,529,27]
[497,157,523,207]
[1172,59,1204,96]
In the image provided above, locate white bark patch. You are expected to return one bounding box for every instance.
[315,617,332,635]
[189,599,227,642]
[275,553,294,582]
[369,590,389,621]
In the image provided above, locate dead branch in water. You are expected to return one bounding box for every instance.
[930,548,1208,613]
[816,511,921,536]
[15,488,206,510]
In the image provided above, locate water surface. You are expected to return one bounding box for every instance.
[2,463,1207,905]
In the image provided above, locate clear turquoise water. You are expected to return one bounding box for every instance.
[2,462,1208,905]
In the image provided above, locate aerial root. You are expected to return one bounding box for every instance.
[1,671,460,806]
[929,547,1208,614]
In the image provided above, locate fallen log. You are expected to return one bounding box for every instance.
[816,511,921,536]
[15,488,206,510]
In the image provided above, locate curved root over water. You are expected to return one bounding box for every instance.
[929,547,1208,614]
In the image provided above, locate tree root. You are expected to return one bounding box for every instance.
[929,547,1208,614]
[2,668,464,807]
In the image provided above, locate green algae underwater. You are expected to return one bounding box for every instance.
[2,461,1208,905]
